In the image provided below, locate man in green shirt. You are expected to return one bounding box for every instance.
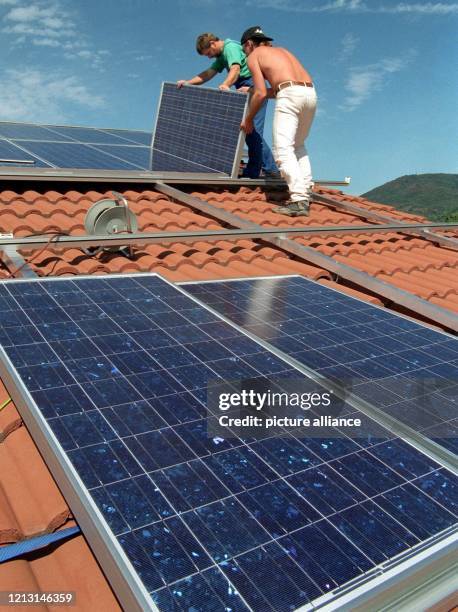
[177,32,278,178]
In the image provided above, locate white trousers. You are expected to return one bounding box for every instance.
[272,85,317,202]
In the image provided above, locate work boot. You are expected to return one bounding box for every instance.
[263,170,282,179]
[273,199,309,217]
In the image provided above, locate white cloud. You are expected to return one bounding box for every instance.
[2,1,75,43]
[64,48,111,70]
[245,0,458,13]
[3,23,67,37]
[32,37,60,46]
[0,0,18,5]
[6,4,48,21]
[312,0,364,10]
[0,68,105,123]
[3,2,75,39]
[135,54,153,61]
[380,2,458,13]
[1,1,110,69]
[341,53,414,111]
[338,33,359,62]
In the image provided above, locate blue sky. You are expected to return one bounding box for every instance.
[0,0,456,194]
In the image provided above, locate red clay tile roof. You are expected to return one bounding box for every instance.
[0,536,121,611]
[1,184,457,313]
[0,426,70,544]
[0,392,120,610]
[0,180,456,608]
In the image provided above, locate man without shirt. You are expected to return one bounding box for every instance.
[177,32,278,179]
[240,27,317,216]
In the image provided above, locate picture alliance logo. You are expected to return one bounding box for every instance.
[218,389,332,412]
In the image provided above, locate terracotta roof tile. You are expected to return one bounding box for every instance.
[0,428,71,543]
[1,184,457,314]
[0,391,120,606]
[0,536,121,611]
[0,383,21,443]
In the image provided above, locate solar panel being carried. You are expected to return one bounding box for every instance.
[0,121,152,170]
[150,82,248,176]
[183,276,458,457]
[0,274,456,611]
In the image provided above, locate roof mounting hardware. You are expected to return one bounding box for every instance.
[84,190,137,257]
[0,158,35,165]
[314,193,458,251]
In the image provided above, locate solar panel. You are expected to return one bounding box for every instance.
[0,122,70,141]
[0,140,51,167]
[0,121,152,170]
[43,126,137,145]
[93,144,151,168]
[0,274,456,611]
[100,129,152,146]
[151,82,248,177]
[14,141,144,170]
[150,149,228,173]
[183,276,458,456]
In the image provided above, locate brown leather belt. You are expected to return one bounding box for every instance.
[276,80,314,93]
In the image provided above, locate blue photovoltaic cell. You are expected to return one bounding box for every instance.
[151,82,247,175]
[44,125,138,145]
[15,141,142,170]
[150,149,226,174]
[0,140,51,167]
[92,144,151,168]
[0,122,70,141]
[0,122,152,170]
[101,129,152,146]
[0,274,456,612]
[184,277,458,455]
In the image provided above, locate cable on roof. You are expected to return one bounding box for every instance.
[5,230,70,279]
[0,526,81,563]
[0,397,11,412]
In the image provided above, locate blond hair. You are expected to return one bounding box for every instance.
[196,33,220,54]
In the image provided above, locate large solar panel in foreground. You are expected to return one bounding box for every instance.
[0,274,456,611]
[0,121,151,170]
[150,83,247,176]
[184,276,458,456]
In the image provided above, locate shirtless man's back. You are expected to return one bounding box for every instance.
[240,26,317,217]
[248,46,312,93]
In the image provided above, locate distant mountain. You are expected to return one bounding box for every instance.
[362,174,458,222]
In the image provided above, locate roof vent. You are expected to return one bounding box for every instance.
[85,190,138,255]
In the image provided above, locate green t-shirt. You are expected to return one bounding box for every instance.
[210,39,251,79]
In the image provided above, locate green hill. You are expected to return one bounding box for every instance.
[362,173,458,222]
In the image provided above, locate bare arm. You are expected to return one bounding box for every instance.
[177,68,217,87]
[241,53,267,133]
[219,64,241,90]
